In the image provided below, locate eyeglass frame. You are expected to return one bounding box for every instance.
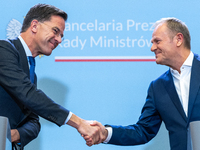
[40,22,64,42]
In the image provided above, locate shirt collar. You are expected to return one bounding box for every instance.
[170,51,194,73]
[18,35,32,57]
[183,51,194,67]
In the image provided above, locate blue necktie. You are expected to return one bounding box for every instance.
[28,56,35,83]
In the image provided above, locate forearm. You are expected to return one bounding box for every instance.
[66,113,92,135]
[66,113,82,129]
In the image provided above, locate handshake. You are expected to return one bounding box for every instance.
[67,114,108,146]
[11,113,110,147]
[79,120,108,146]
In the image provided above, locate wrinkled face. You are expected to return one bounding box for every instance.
[35,15,65,56]
[151,23,177,66]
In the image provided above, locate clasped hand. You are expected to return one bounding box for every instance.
[79,120,108,146]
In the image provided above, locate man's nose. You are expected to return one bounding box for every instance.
[55,35,62,43]
[151,43,156,52]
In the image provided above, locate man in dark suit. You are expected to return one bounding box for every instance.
[0,4,100,150]
[84,18,200,150]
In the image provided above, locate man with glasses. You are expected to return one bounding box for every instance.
[0,4,100,150]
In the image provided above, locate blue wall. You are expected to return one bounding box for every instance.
[1,0,200,150]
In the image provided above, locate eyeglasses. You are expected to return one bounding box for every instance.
[40,22,64,42]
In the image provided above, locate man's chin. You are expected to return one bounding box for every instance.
[46,52,52,56]
[155,59,161,65]
[43,51,52,56]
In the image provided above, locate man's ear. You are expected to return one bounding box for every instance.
[176,33,184,47]
[30,20,39,33]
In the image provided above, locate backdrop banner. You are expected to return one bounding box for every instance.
[1,1,200,150]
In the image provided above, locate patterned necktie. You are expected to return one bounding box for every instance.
[28,56,35,83]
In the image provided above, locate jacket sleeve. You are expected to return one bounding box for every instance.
[17,112,41,148]
[0,40,69,126]
[107,81,162,145]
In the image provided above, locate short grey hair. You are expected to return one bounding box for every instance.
[154,17,191,49]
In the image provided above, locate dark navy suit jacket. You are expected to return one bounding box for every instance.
[0,38,69,148]
[107,53,200,150]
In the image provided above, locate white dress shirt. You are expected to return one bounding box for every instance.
[171,51,193,150]
[104,51,194,143]
[170,51,193,116]
[18,35,32,57]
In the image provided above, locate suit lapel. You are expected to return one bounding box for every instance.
[187,54,200,123]
[11,38,38,85]
[10,38,30,77]
[9,38,32,126]
[163,70,187,122]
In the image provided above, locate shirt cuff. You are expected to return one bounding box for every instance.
[64,112,73,125]
[103,127,112,143]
